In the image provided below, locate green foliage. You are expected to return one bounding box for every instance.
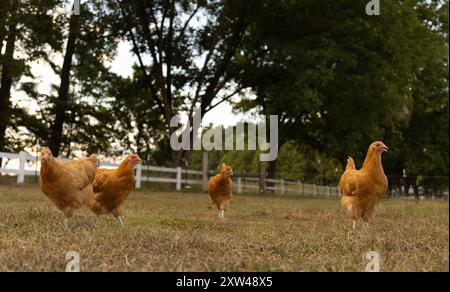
[107,68,168,162]
[17,0,121,156]
[188,125,342,185]
[1,0,64,152]
[234,0,449,182]
[0,0,447,190]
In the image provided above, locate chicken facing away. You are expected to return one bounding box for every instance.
[339,141,389,229]
[208,163,233,220]
[86,154,142,225]
[39,148,97,227]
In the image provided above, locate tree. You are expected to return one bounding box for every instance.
[383,0,449,196]
[235,0,448,181]
[48,7,79,156]
[116,0,269,166]
[107,67,168,163]
[19,1,121,157]
[0,0,17,153]
[0,0,62,155]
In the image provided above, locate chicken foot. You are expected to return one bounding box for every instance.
[116,216,124,226]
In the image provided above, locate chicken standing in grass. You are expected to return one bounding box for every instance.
[87,154,141,225]
[339,141,389,229]
[39,148,97,227]
[208,163,233,220]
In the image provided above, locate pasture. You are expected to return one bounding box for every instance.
[0,184,448,272]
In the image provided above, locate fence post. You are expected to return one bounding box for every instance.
[326,186,330,197]
[237,177,242,194]
[297,180,302,195]
[314,184,318,197]
[280,179,285,194]
[135,164,142,189]
[176,167,182,191]
[18,151,26,184]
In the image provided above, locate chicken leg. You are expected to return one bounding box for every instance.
[112,207,125,226]
[62,208,74,229]
[64,218,69,229]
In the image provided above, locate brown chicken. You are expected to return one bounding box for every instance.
[208,163,233,220]
[340,141,389,229]
[87,154,141,225]
[39,148,97,227]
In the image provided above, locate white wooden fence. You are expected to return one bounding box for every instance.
[0,151,339,196]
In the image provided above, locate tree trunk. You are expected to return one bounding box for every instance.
[0,41,4,62]
[49,13,79,157]
[412,176,419,198]
[259,161,266,193]
[0,5,6,54]
[265,113,281,191]
[202,151,209,192]
[266,159,277,191]
[0,1,19,177]
[0,23,17,153]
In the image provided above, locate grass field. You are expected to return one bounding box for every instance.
[0,184,448,272]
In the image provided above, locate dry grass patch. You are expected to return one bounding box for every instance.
[0,184,448,271]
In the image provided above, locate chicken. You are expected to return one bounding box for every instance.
[208,163,233,220]
[86,154,141,225]
[39,148,97,227]
[339,141,389,229]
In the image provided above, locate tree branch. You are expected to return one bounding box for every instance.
[205,86,245,113]
[200,16,249,113]
[165,0,175,105]
[119,0,163,112]
[135,0,161,71]
[189,2,230,117]
[179,3,200,40]
[135,0,172,124]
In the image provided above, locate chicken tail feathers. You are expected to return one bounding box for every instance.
[346,157,356,170]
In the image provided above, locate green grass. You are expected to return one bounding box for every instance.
[0,184,448,272]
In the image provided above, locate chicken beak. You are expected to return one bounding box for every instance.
[40,153,48,162]
[382,145,389,152]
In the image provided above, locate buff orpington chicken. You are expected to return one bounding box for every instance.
[87,154,141,225]
[208,163,233,220]
[39,148,97,227]
[339,141,389,229]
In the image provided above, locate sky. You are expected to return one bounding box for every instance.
[108,42,256,127]
[3,40,256,167]
[13,41,253,129]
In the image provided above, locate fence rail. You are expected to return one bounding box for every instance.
[0,151,342,196]
[1,151,447,199]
